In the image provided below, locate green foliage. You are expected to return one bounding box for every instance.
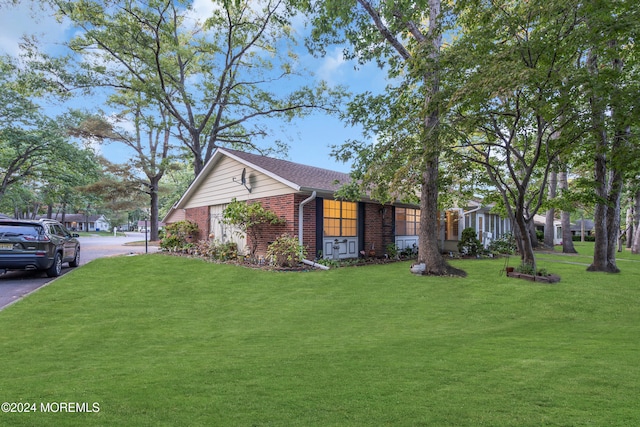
[57,0,345,176]
[1,55,94,201]
[223,198,285,257]
[216,242,239,261]
[487,233,517,255]
[515,263,536,275]
[573,235,596,242]
[266,234,306,268]
[222,199,284,230]
[400,244,418,258]
[458,227,483,256]
[159,162,194,218]
[316,257,341,268]
[162,237,239,261]
[160,220,198,250]
[159,235,183,251]
[385,243,399,259]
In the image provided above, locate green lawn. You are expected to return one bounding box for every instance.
[1,243,639,426]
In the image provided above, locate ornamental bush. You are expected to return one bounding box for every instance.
[266,234,306,268]
[458,227,483,256]
[222,199,285,257]
[160,220,199,251]
[487,232,517,254]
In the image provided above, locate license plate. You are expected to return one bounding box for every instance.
[0,243,13,250]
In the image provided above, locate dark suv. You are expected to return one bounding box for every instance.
[0,219,81,277]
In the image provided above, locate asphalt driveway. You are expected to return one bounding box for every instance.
[0,233,159,310]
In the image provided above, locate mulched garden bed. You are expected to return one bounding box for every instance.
[159,250,411,271]
[506,271,561,283]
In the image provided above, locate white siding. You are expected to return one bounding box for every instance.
[210,204,247,255]
[164,208,186,224]
[184,156,294,209]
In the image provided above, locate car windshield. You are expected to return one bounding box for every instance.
[0,225,43,238]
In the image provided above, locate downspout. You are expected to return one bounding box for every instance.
[298,191,329,270]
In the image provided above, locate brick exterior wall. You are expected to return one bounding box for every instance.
[184,206,209,241]
[183,196,396,260]
[248,194,294,257]
[295,194,317,259]
[363,202,394,257]
[252,197,394,259]
[248,193,317,259]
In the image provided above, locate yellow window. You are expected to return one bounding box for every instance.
[324,200,357,237]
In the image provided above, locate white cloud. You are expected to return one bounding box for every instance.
[316,47,347,86]
[186,0,222,25]
[0,3,69,57]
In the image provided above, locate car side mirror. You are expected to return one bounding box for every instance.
[72,233,80,238]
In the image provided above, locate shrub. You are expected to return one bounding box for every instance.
[222,199,285,257]
[516,263,536,275]
[400,244,418,258]
[266,234,306,268]
[572,235,595,242]
[160,220,199,251]
[160,235,182,251]
[458,227,482,256]
[487,233,517,254]
[217,242,238,261]
[194,240,218,258]
[385,243,399,259]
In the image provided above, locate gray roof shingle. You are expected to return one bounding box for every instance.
[221,148,352,193]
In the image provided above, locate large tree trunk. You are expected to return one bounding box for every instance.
[61,203,67,225]
[527,216,538,248]
[149,176,161,242]
[632,222,640,255]
[586,50,620,273]
[512,211,536,271]
[587,142,614,272]
[544,170,557,248]
[418,156,452,275]
[606,169,623,259]
[625,202,633,249]
[558,169,577,253]
[632,190,640,255]
[415,0,463,277]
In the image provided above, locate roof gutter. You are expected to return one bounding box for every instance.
[463,205,482,215]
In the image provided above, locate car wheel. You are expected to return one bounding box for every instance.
[69,248,80,267]
[46,252,63,277]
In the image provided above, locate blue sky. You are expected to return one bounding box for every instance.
[0,0,389,174]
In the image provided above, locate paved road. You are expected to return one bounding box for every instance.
[0,233,159,310]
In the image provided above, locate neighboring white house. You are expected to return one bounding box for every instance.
[458,200,514,249]
[533,214,563,245]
